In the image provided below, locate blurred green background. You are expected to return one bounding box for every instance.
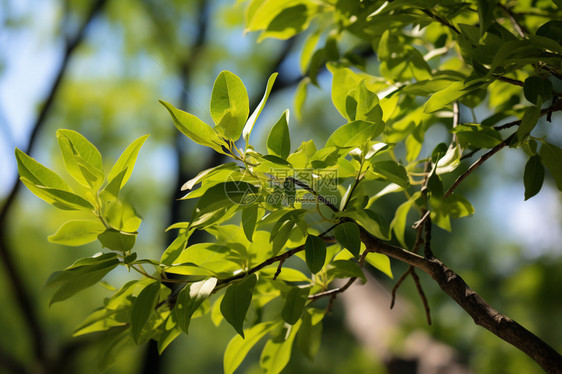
[1,1,561,373]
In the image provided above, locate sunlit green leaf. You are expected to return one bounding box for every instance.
[15,148,71,191]
[159,100,227,153]
[224,322,276,374]
[107,134,149,189]
[211,71,250,141]
[175,278,217,334]
[98,229,136,252]
[48,219,106,246]
[365,252,393,279]
[131,281,161,344]
[372,160,409,188]
[267,109,291,159]
[46,253,120,305]
[56,129,104,189]
[20,177,94,211]
[244,72,277,143]
[220,274,257,337]
[260,320,302,374]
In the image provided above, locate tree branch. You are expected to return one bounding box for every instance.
[360,229,562,373]
[0,0,108,365]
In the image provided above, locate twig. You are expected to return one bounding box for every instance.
[421,8,460,34]
[217,223,339,287]
[273,258,286,280]
[410,269,431,325]
[423,215,434,259]
[390,267,413,309]
[359,228,562,372]
[287,177,339,213]
[494,75,525,87]
[499,3,528,38]
[444,134,512,198]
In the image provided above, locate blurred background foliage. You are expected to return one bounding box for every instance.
[0,0,561,373]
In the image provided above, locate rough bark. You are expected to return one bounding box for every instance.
[360,231,562,374]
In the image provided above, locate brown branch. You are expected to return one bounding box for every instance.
[444,134,511,198]
[421,8,460,34]
[499,3,528,38]
[410,269,431,325]
[360,229,562,373]
[0,0,108,365]
[494,75,525,87]
[390,267,412,309]
[447,98,562,198]
[423,215,433,259]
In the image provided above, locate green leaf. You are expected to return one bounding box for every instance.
[160,230,190,265]
[267,109,291,159]
[517,106,541,141]
[365,252,393,278]
[272,219,295,255]
[244,72,278,143]
[107,134,149,189]
[131,281,161,344]
[294,77,310,121]
[224,322,276,374]
[524,155,545,200]
[453,124,503,149]
[158,313,182,354]
[476,0,497,36]
[159,100,227,153]
[98,229,136,252]
[175,278,217,334]
[424,79,487,113]
[211,71,250,141]
[104,200,141,232]
[523,76,553,105]
[242,205,258,242]
[372,160,409,188]
[296,308,323,361]
[540,142,562,191]
[260,320,301,374]
[327,260,366,282]
[329,66,364,118]
[325,120,384,149]
[196,182,259,215]
[430,194,475,231]
[56,129,104,189]
[282,286,311,325]
[19,177,94,211]
[48,219,106,246]
[305,235,326,274]
[15,148,71,191]
[333,222,361,257]
[300,30,321,73]
[220,274,257,337]
[258,3,316,41]
[390,197,416,249]
[337,209,390,240]
[46,253,120,305]
[181,163,239,191]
